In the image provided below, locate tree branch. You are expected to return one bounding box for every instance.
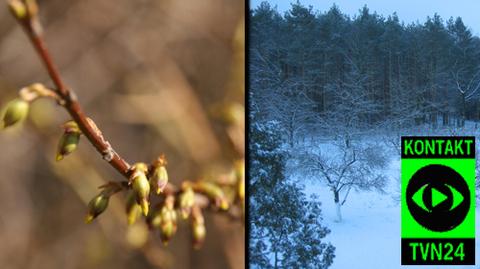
[6,0,245,212]
[4,0,244,251]
[16,12,133,178]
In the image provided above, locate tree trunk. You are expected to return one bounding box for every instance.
[274,250,278,269]
[333,189,342,222]
[289,128,294,148]
[431,113,437,129]
[345,135,351,149]
[288,118,294,148]
[461,93,466,127]
[442,111,448,126]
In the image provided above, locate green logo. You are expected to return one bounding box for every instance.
[401,136,475,265]
[412,183,464,212]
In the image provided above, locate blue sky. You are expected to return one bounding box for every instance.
[249,0,480,35]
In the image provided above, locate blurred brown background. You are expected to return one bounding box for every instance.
[0,0,244,268]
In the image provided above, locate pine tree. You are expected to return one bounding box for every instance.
[251,3,480,131]
[249,110,335,268]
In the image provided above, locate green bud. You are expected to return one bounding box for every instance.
[85,193,109,224]
[131,170,150,216]
[196,181,229,210]
[131,162,148,173]
[2,98,29,128]
[56,121,81,161]
[56,132,80,161]
[62,120,81,133]
[126,192,142,225]
[7,0,27,19]
[160,196,177,244]
[191,206,206,249]
[179,187,195,219]
[218,197,229,211]
[149,156,168,194]
[160,217,176,244]
[192,222,206,249]
[151,166,168,194]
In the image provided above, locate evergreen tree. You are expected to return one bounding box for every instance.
[249,111,335,268]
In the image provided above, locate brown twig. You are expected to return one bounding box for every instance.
[20,19,132,177]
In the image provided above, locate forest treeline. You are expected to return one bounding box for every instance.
[250,1,480,144]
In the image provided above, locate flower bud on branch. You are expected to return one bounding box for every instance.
[2,83,62,129]
[193,181,229,210]
[85,181,123,224]
[56,120,81,161]
[191,205,206,249]
[125,191,142,225]
[160,195,177,244]
[179,185,195,219]
[7,0,27,19]
[149,155,168,194]
[130,163,150,216]
[85,192,109,224]
[1,98,29,128]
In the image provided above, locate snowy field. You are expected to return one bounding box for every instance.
[301,153,479,269]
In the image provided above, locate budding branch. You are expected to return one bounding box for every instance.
[5,0,243,250]
[18,16,133,177]
[9,2,189,197]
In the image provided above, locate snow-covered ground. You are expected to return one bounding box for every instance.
[302,154,479,269]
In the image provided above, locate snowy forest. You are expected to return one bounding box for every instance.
[251,1,480,137]
[249,1,480,268]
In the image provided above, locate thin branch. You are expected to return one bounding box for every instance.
[340,185,352,206]
[16,15,133,178]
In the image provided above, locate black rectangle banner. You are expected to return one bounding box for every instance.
[401,136,475,159]
[401,238,475,265]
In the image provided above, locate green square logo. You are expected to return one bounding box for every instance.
[401,136,475,265]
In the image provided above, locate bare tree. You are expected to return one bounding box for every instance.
[451,67,480,126]
[299,141,387,222]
